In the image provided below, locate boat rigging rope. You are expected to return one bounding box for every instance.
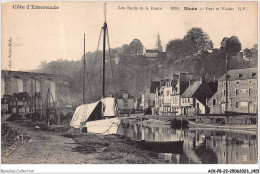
[99,121,118,134]
[106,28,116,97]
[86,28,103,103]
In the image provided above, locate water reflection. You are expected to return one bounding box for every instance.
[117,120,257,164]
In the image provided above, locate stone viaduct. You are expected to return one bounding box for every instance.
[1,70,70,107]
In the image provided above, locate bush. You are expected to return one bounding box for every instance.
[7,114,24,121]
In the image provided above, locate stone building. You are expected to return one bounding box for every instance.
[208,67,257,114]
[159,79,173,115]
[1,92,32,115]
[180,78,217,116]
[153,73,194,115]
[170,73,195,116]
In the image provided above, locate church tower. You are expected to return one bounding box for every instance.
[154,32,163,52]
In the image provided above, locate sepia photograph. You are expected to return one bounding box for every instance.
[1,0,259,173]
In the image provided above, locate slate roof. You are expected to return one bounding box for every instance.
[207,81,218,94]
[181,81,202,98]
[12,92,31,101]
[218,67,257,81]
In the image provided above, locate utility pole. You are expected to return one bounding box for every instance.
[225,54,228,114]
[225,54,229,124]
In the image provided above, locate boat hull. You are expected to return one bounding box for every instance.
[136,140,184,153]
[84,117,121,135]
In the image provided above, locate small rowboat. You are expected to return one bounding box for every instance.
[136,140,184,153]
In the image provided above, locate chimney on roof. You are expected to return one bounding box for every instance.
[172,74,179,81]
[200,76,205,82]
[189,80,194,86]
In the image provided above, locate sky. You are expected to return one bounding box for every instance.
[1,1,258,71]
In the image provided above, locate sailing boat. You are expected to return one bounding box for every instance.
[70,3,121,134]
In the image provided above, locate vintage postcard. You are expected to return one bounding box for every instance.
[1,1,259,173]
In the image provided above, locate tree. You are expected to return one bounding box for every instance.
[183,27,213,54]
[220,36,241,56]
[129,39,143,55]
[166,39,187,60]
[120,44,131,55]
[243,48,253,61]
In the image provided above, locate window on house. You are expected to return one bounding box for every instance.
[213,99,216,106]
[188,98,190,102]
[237,73,242,78]
[251,72,256,77]
[236,102,239,108]
[236,89,239,95]
[223,90,226,96]
[167,91,170,96]
[236,81,239,85]
[249,88,252,95]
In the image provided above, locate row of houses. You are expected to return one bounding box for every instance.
[2,90,136,116]
[1,91,52,115]
[140,67,257,116]
[2,92,33,115]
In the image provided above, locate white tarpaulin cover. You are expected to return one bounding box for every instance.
[70,97,118,128]
[101,97,118,117]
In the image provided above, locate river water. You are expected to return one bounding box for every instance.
[117,119,257,164]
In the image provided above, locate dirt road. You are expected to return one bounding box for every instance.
[2,122,97,164]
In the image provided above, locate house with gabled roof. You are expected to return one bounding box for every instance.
[170,73,195,116]
[180,77,216,116]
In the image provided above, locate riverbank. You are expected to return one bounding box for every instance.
[130,114,257,132]
[1,118,164,164]
[188,121,257,135]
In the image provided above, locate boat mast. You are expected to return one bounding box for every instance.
[83,34,86,104]
[102,3,107,98]
[34,74,36,114]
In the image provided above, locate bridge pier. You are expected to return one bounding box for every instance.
[4,76,12,95]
